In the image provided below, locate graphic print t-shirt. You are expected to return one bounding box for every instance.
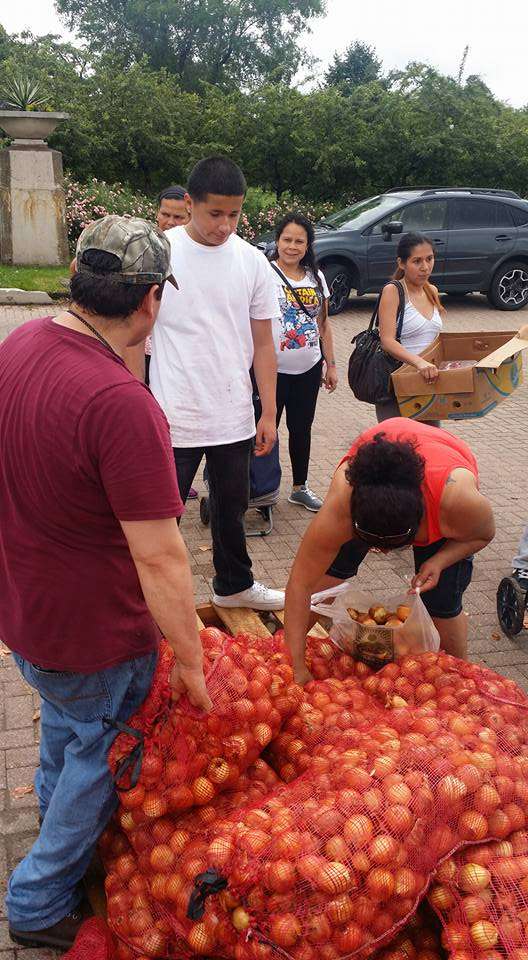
[271,268,330,374]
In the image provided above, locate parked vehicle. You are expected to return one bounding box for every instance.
[260,188,528,315]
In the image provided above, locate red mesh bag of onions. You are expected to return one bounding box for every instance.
[101,760,280,959]
[103,637,528,960]
[108,630,302,829]
[373,903,444,960]
[62,918,117,960]
[428,831,528,960]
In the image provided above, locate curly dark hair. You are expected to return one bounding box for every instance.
[346,433,425,543]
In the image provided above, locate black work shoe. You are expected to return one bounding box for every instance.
[9,907,85,950]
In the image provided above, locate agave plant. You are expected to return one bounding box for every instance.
[0,75,51,111]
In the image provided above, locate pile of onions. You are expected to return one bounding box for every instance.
[103,636,528,960]
[429,829,528,960]
[108,632,302,826]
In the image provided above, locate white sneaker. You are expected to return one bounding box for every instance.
[213,581,285,611]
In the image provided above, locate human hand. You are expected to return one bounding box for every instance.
[255,413,277,457]
[169,662,212,711]
[292,661,314,686]
[411,558,444,593]
[416,359,439,383]
[323,363,338,392]
[519,323,528,341]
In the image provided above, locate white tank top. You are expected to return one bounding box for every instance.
[400,294,442,355]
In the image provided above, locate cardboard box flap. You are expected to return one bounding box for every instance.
[476,335,528,369]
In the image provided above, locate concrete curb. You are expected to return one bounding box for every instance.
[0,288,53,305]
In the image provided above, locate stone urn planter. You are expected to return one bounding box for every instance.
[0,110,69,144]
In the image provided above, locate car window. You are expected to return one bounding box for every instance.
[450,199,514,229]
[371,199,447,234]
[325,195,404,230]
[509,205,528,226]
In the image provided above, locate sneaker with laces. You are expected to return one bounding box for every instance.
[513,568,528,588]
[9,903,89,950]
[288,485,322,512]
[213,581,284,611]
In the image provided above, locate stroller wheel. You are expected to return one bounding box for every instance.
[497,576,527,637]
[199,496,210,526]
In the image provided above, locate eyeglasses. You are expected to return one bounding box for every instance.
[353,521,413,550]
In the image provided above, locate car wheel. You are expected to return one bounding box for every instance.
[323,262,353,315]
[488,261,528,310]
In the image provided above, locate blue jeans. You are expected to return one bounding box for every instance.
[7,650,157,931]
[513,526,528,571]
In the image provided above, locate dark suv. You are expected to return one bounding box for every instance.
[310,187,528,314]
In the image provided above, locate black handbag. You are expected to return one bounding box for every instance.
[347,280,405,404]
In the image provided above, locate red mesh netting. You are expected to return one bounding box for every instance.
[62,917,116,960]
[108,630,302,818]
[428,831,528,960]
[103,631,528,960]
[373,904,444,960]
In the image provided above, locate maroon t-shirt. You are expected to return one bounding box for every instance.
[0,317,183,672]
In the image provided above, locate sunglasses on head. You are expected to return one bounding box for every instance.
[353,521,413,550]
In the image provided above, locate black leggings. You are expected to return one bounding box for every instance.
[276,358,323,486]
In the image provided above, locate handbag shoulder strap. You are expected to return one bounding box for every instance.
[369,279,406,342]
[270,261,313,320]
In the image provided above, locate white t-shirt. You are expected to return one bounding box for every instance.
[149,228,279,447]
[271,267,330,375]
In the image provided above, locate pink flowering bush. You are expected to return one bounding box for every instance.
[64,176,343,250]
[238,188,338,242]
[64,175,156,248]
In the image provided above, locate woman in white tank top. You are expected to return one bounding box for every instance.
[376,232,446,425]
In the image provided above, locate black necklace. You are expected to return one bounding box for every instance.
[67,308,119,357]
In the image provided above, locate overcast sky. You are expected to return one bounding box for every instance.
[2,0,528,108]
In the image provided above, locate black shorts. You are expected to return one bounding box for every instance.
[327,538,473,619]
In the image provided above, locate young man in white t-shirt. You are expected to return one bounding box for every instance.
[146,157,284,610]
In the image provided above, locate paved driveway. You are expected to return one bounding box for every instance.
[0,295,527,957]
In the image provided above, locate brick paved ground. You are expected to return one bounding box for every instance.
[1,295,527,958]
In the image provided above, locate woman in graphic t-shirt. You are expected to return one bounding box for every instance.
[376,232,445,425]
[269,213,338,513]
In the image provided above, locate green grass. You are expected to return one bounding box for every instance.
[0,264,70,294]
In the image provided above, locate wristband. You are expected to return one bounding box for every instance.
[327,360,337,367]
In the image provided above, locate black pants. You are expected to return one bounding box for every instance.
[327,538,473,619]
[173,439,253,596]
[276,358,322,486]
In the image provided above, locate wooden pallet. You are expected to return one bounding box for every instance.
[196,602,329,640]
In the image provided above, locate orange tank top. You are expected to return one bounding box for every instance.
[341,419,479,546]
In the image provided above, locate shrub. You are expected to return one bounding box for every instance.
[64,175,344,249]
[64,175,156,248]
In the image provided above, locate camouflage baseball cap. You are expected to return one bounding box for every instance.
[76,215,178,287]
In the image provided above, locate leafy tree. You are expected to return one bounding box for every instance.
[55,0,326,90]
[325,41,382,93]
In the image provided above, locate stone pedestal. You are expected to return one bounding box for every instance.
[0,144,69,266]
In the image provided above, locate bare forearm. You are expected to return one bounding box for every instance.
[284,577,313,670]
[135,555,203,669]
[380,336,427,368]
[320,322,336,364]
[435,538,491,570]
[253,343,277,416]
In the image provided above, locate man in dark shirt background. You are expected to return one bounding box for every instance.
[0,216,210,950]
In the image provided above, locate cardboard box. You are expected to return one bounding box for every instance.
[392,330,528,421]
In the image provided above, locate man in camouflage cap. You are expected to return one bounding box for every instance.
[0,216,210,950]
[75,214,179,288]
